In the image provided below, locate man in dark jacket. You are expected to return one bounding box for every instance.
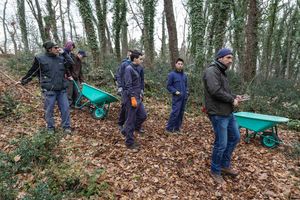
[115,50,132,129]
[166,58,188,133]
[122,50,147,150]
[203,48,242,184]
[18,41,74,134]
[67,50,87,107]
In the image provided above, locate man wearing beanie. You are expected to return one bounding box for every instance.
[17,41,74,134]
[203,48,242,185]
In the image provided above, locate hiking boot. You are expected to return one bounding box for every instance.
[210,172,225,185]
[221,168,239,177]
[126,142,140,151]
[135,128,145,135]
[64,128,72,134]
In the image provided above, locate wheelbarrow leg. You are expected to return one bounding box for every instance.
[244,129,257,144]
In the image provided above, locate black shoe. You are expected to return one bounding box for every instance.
[64,128,72,134]
[126,142,140,151]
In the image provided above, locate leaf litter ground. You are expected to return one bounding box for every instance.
[0,71,299,199]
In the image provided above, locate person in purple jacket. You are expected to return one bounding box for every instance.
[166,58,188,133]
[122,50,147,150]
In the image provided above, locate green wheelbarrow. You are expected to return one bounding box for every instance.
[234,112,289,148]
[73,81,119,119]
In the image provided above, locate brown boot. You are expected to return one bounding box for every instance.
[221,168,239,177]
[210,172,225,185]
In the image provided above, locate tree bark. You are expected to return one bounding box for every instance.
[2,0,8,53]
[59,0,66,44]
[77,0,100,68]
[164,0,179,68]
[242,0,259,82]
[46,0,60,43]
[17,0,29,51]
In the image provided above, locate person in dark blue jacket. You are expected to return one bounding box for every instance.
[115,50,145,134]
[17,41,74,134]
[115,50,132,129]
[166,58,188,133]
[122,51,147,150]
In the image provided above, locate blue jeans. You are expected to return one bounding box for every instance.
[209,114,240,175]
[43,90,71,129]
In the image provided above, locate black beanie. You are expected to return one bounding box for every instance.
[43,41,57,50]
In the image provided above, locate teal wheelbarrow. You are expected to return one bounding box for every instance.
[73,81,119,119]
[234,112,289,148]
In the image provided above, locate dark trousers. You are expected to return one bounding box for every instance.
[166,97,187,132]
[118,103,126,126]
[67,80,79,106]
[123,99,147,146]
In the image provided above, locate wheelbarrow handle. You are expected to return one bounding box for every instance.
[72,79,81,93]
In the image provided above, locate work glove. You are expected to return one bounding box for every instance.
[131,97,137,108]
[175,91,181,96]
[117,87,123,96]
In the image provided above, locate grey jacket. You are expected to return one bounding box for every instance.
[202,60,236,116]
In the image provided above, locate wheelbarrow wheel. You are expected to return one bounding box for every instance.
[92,108,107,120]
[260,132,279,148]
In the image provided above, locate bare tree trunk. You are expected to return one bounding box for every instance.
[59,0,66,44]
[46,0,60,43]
[164,0,179,68]
[67,0,73,41]
[160,11,167,62]
[106,22,114,54]
[17,0,29,51]
[6,22,18,54]
[2,0,8,53]
[242,0,259,82]
[26,0,46,42]
[77,0,100,68]
[261,0,280,79]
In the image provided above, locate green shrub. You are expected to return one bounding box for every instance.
[11,130,60,172]
[22,182,62,200]
[0,152,17,200]
[6,52,35,75]
[287,120,300,131]
[0,91,19,119]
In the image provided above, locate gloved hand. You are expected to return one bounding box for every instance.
[175,91,181,96]
[131,97,137,108]
[117,87,123,96]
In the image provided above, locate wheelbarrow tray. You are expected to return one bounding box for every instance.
[233,112,289,148]
[74,82,118,119]
[234,112,289,132]
[81,83,118,104]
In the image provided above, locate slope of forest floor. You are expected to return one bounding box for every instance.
[0,66,300,199]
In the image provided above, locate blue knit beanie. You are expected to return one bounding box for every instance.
[216,48,233,59]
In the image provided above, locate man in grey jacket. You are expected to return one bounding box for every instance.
[18,41,74,134]
[203,48,242,185]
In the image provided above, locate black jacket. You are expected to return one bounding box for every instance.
[21,52,74,91]
[203,60,236,116]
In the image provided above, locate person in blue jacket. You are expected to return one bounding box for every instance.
[122,50,147,150]
[166,58,188,133]
[115,50,145,134]
[115,50,132,130]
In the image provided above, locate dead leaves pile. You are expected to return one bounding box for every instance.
[0,72,300,199]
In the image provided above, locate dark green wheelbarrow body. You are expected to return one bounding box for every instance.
[74,82,119,119]
[234,112,289,148]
